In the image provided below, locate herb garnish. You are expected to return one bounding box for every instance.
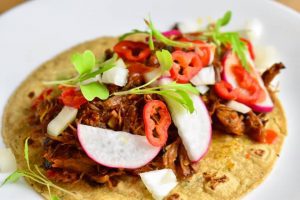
[113,49,199,113]
[1,138,77,200]
[205,11,249,70]
[44,50,118,101]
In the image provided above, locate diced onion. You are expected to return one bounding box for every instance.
[226,100,252,114]
[143,68,161,86]
[190,65,215,86]
[196,85,210,94]
[140,169,178,200]
[0,148,17,172]
[101,58,129,86]
[47,106,78,137]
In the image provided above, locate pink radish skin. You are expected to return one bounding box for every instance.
[77,124,161,169]
[222,51,274,113]
[159,77,212,162]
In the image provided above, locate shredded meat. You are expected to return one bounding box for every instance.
[29,73,197,187]
[214,105,245,136]
[245,111,264,142]
[262,63,285,86]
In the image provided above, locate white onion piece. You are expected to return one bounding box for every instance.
[196,85,210,94]
[101,58,129,86]
[81,75,100,85]
[0,148,17,172]
[226,100,252,114]
[140,169,177,200]
[190,65,215,86]
[178,20,201,33]
[47,106,78,137]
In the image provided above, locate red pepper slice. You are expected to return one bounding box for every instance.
[143,100,171,147]
[231,65,262,104]
[177,37,213,66]
[60,87,87,109]
[113,40,151,62]
[214,81,238,100]
[240,38,255,60]
[215,66,263,105]
[170,50,203,83]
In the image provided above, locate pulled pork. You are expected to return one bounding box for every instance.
[262,63,285,86]
[29,73,196,187]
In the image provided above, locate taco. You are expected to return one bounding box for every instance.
[1,11,286,200]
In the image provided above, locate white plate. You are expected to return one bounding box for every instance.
[0,0,299,199]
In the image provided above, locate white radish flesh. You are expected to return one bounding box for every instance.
[47,106,78,137]
[0,148,17,172]
[140,169,178,200]
[101,58,129,86]
[77,124,161,169]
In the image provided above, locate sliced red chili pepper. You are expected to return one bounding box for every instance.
[170,50,203,83]
[214,81,238,100]
[127,62,155,74]
[240,38,255,60]
[113,40,151,62]
[143,100,171,147]
[60,87,87,109]
[177,37,213,66]
[231,65,262,104]
[31,88,53,108]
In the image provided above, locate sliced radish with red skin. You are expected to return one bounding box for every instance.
[222,50,274,112]
[159,78,212,162]
[77,124,161,169]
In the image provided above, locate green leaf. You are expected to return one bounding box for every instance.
[79,54,118,82]
[146,19,193,49]
[72,50,96,75]
[148,30,154,51]
[163,82,199,95]
[51,195,61,200]
[80,82,109,101]
[1,171,23,186]
[176,90,195,113]
[155,49,173,72]
[119,29,149,41]
[216,11,232,29]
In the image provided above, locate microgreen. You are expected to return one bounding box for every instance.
[119,29,149,41]
[44,51,118,101]
[113,82,199,113]
[145,19,194,49]
[155,49,173,72]
[72,50,96,75]
[80,82,109,101]
[206,11,249,70]
[1,138,78,200]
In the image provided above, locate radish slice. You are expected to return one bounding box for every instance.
[47,106,78,137]
[222,51,274,112]
[140,169,178,200]
[101,58,129,86]
[159,78,211,161]
[0,148,17,172]
[226,100,251,114]
[77,124,161,169]
[190,65,215,86]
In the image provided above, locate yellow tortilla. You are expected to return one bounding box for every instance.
[1,36,287,200]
